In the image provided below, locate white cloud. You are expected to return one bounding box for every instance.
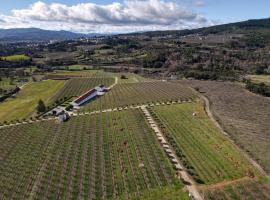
[192,0,205,7]
[0,0,212,33]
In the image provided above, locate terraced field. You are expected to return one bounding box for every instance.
[81,82,196,112]
[52,77,115,101]
[149,101,258,185]
[0,109,188,199]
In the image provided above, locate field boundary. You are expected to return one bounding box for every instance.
[0,99,194,129]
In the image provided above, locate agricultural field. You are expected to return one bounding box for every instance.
[150,101,259,185]
[51,77,115,101]
[81,81,196,112]
[0,109,188,199]
[1,54,30,61]
[46,70,105,78]
[0,80,65,123]
[247,74,270,85]
[179,80,270,174]
[0,78,20,91]
[0,77,29,92]
[49,69,153,84]
[202,178,270,200]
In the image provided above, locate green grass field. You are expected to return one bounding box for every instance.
[150,101,259,185]
[1,54,30,62]
[0,80,65,122]
[0,109,188,199]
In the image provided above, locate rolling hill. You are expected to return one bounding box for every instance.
[0,28,100,42]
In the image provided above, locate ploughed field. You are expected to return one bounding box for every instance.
[179,80,270,174]
[52,77,115,102]
[0,109,188,199]
[81,81,197,112]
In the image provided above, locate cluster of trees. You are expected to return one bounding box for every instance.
[245,80,270,97]
[0,87,20,102]
[143,51,167,68]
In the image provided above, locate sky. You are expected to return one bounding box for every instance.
[0,0,269,33]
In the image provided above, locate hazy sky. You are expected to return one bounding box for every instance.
[0,0,269,33]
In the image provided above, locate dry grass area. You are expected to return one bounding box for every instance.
[247,75,270,85]
[178,80,270,174]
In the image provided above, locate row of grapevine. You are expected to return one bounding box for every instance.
[81,81,197,112]
[51,77,114,102]
[0,109,186,199]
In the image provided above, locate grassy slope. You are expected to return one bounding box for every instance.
[0,80,65,122]
[151,101,259,184]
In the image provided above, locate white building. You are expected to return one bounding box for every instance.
[71,88,97,107]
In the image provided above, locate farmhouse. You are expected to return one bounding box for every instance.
[71,88,97,107]
[71,85,107,107]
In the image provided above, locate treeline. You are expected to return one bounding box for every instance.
[245,80,270,97]
[0,87,20,102]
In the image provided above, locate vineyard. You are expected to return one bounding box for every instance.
[0,109,188,199]
[179,80,270,174]
[51,77,115,102]
[49,70,152,84]
[149,101,258,185]
[81,82,197,112]
[202,178,270,199]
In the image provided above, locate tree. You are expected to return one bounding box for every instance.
[36,99,46,113]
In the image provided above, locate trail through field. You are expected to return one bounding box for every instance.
[108,76,118,89]
[140,105,203,200]
[199,176,254,190]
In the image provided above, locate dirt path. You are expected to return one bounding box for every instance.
[202,95,269,179]
[108,76,118,89]
[140,105,203,200]
[199,176,255,191]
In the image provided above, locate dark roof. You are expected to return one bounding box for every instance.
[74,89,97,104]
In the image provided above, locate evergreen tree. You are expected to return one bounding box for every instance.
[36,99,46,113]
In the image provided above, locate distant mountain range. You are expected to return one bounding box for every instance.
[1,18,270,42]
[124,18,270,37]
[0,28,103,42]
